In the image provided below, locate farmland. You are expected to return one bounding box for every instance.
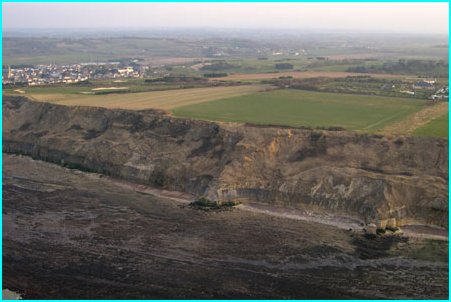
[24,85,269,110]
[209,71,411,81]
[3,11,449,301]
[414,113,449,138]
[378,101,448,137]
[9,82,443,134]
[6,81,445,135]
[172,89,427,131]
[2,37,208,65]
[3,33,448,136]
[3,77,225,96]
[267,76,449,100]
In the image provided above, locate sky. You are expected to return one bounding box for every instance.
[3,2,449,34]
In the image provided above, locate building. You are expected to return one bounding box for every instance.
[413,80,435,90]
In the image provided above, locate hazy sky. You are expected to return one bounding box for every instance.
[3,2,449,34]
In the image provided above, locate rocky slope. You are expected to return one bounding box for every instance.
[4,154,448,299]
[3,96,448,228]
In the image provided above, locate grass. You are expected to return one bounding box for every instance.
[3,78,213,96]
[20,85,268,111]
[207,57,310,74]
[172,89,426,131]
[413,113,449,138]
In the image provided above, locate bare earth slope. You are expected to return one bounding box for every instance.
[3,154,448,299]
[3,96,448,228]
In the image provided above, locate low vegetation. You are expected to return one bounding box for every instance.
[173,89,426,131]
[413,113,449,138]
[189,197,240,211]
[3,76,229,95]
[200,62,238,71]
[266,75,447,100]
[275,63,294,70]
[348,59,448,77]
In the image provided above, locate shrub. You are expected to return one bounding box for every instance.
[376,228,386,235]
[189,197,240,211]
[275,63,293,70]
[385,226,399,232]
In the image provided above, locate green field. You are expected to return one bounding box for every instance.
[2,78,215,96]
[172,89,426,131]
[414,113,449,138]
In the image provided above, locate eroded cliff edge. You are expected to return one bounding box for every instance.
[3,96,448,228]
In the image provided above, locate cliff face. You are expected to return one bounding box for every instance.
[3,96,448,227]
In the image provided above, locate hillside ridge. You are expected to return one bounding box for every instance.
[3,96,448,228]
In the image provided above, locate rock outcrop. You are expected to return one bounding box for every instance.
[3,96,448,228]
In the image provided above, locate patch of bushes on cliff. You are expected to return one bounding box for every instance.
[189,197,240,211]
[376,228,386,235]
[385,226,400,233]
[61,161,96,173]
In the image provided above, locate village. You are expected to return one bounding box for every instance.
[2,61,149,86]
[400,79,449,101]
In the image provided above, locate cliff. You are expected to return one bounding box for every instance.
[3,96,448,228]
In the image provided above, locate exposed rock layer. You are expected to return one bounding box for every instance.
[3,96,448,227]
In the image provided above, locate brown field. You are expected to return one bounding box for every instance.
[210,71,411,81]
[27,85,269,110]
